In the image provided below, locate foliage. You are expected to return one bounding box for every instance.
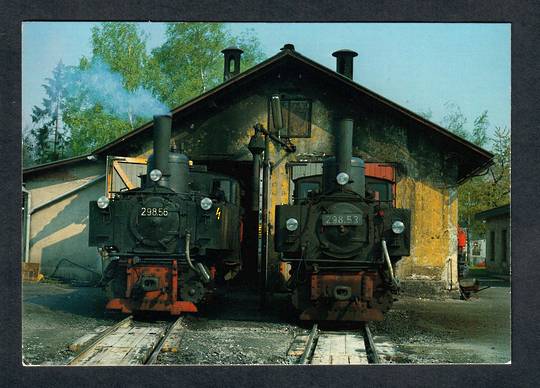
[27,22,265,165]
[441,102,489,148]
[22,125,35,166]
[63,103,142,156]
[433,102,510,235]
[457,127,510,235]
[28,61,70,163]
[148,23,265,108]
[89,23,150,92]
[418,109,433,120]
[441,102,469,141]
[61,23,151,156]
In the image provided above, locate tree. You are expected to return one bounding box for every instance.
[457,127,510,234]
[428,102,508,234]
[29,22,266,160]
[29,60,70,163]
[90,22,149,92]
[64,102,135,156]
[149,23,265,108]
[22,124,35,167]
[441,102,469,141]
[471,111,489,147]
[62,23,154,155]
[89,23,151,129]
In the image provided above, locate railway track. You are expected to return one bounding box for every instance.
[290,323,381,365]
[68,316,184,366]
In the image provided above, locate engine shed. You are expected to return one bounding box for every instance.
[22,44,492,293]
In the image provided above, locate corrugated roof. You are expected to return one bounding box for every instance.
[24,46,494,179]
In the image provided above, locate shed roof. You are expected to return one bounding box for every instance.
[475,204,510,220]
[24,46,493,180]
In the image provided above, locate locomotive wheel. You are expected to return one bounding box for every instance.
[104,276,127,300]
[180,280,205,303]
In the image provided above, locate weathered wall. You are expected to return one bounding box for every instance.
[25,161,106,282]
[394,178,459,288]
[485,215,510,275]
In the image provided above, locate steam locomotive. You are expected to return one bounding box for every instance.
[89,115,242,315]
[275,118,411,322]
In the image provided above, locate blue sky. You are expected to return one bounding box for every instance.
[22,22,510,142]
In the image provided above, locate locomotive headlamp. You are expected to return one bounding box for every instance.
[286,218,299,232]
[97,196,110,209]
[392,220,405,234]
[200,197,213,210]
[336,172,350,186]
[149,169,163,182]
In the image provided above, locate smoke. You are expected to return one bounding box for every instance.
[68,58,169,120]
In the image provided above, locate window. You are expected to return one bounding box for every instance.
[296,181,321,199]
[211,179,232,203]
[365,178,393,203]
[270,98,312,138]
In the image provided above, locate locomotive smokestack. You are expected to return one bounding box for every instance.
[332,49,358,80]
[336,118,354,177]
[221,47,244,81]
[153,114,172,186]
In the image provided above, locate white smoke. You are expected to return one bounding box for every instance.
[68,58,169,120]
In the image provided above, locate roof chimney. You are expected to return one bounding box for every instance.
[281,43,295,51]
[221,47,244,81]
[332,49,358,80]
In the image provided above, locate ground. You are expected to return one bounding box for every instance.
[371,286,511,363]
[22,272,510,365]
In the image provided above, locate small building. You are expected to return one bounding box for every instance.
[475,204,510,276]
[22,44,493,291]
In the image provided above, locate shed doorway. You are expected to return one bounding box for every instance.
[198,160,260,288]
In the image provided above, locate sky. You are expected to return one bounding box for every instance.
[22,22,510,143]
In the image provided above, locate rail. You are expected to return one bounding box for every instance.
[293,323,380,365]
[68,316,183,366]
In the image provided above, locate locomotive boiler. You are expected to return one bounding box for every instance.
[89,115,242,315]
[275,118,411,322]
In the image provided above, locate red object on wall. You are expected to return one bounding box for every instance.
[365,163,395,182]
[457,227,467,252]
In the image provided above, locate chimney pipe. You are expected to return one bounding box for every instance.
[336,118,354,177]
[332,49,358,80]
[221,47,244,81]
[153,114,172,187]
[280,43,295,51]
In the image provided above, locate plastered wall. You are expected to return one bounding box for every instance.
[24,162,106,282]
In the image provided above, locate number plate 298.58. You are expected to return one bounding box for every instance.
[140,207,169,217]
[321,214,362,226]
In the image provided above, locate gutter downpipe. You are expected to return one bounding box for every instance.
[30,175,106,215]
[260,134,270,308]
[22,186,31,263]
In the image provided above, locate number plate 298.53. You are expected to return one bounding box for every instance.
[321,214,362,226]
[140,207,169,217]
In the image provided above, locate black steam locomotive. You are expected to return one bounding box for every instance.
[89,115,242,315]
[275,118,411,321]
